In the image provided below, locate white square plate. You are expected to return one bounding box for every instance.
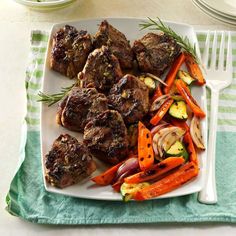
[41,18,207,201]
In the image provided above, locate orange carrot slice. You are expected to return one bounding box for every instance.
[91,162,124,186]
[150,98,174,125]
[152,85,163,102]
[175,79,205,118]
[134,161,199,200]
[185,53,206,86]
[170,118,190,132]
[183,132,198,164]
[124,156,185,184]
[138,122,154,171]
[164,53,185,94]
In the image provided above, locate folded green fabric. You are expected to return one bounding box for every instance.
[5,30,236,224]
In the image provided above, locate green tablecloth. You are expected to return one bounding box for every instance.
[5,30,236,224]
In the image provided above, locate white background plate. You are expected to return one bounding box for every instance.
[192,0,236,26]
[41,18,207,201]
[200,0,236,17]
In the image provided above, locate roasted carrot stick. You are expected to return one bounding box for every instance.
[134,161,199,200]
[175,79,205,118]
[150,98,174,125]
[183,132,198,164]
[152,85,163,102]
[91,162,124,186]
[164,53,185,94]
[170,118,190,132]
[185,53,206,86]
[124,156,185,184]
[138,122,154,171]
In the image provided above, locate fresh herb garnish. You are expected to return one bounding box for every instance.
[38,83,75,106]
[139,17,200,63]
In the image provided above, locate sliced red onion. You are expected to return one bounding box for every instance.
[150,94,170,112]
[151,123,169,136]
[116,168,138,182]
[152,136,159,157]
[115,157,139,181]
[146,73,168,86]
[152,126,180,158]
[190,115,205,150]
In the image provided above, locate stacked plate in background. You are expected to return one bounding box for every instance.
[14,0,77,11]
[192,0,236,26]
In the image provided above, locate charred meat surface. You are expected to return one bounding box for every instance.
[132,33,181,76]
[78,46,123,93]
[45,134,96,188]
[93,20,133,69]
[127,123,138,148]
[108,74,149,124]
[83,110,129,164]
[51,25,93,78]
[56,87,108,132]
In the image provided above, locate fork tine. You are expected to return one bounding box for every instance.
[218,31,225,70]
[210,31,218,69]
[202,31,210,67]
[226,31,232,72]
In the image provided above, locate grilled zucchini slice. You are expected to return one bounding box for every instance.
[120,182,150,202]
[165,141,189,161]
[139,76,156,92]
[169,100,188,120]
[178,70,195,85]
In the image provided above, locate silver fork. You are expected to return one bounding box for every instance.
[198,31,233,204]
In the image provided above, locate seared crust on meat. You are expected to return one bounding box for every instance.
[51,25,93,78]
[78,46,123,93]
[56,87,108,132]
[83,110,129,164]
[132,33,181,76]
[93,20,133,69]
[108,74,149,124]
[45,134,96,188]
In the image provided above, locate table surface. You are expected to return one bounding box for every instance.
[1,0,236,235]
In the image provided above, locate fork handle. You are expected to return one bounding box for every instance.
[198,88,219,204]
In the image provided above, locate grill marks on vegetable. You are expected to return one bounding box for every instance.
[138,122,154,170]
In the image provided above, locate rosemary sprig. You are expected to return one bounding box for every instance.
[139,17,200,63]
[38,83,75,106]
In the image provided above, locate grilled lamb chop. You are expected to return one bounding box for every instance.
[45,134,96,188]
[51,25,93,78]
[78,46,123,93]
[108,74,149,124]
[132,32,181,76]
[56,87,108,132]
[93,20,133,69]
[83,110,129,164]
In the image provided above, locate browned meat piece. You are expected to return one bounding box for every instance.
[56,87,108,132]
[127,123,138,148]
[132,33,181,76]
[83,110,129,164]
[93,20,133,69]
[108,74,149,124]
[45,134,96,188]
[78,46,123,93]
[51,25,93,78]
